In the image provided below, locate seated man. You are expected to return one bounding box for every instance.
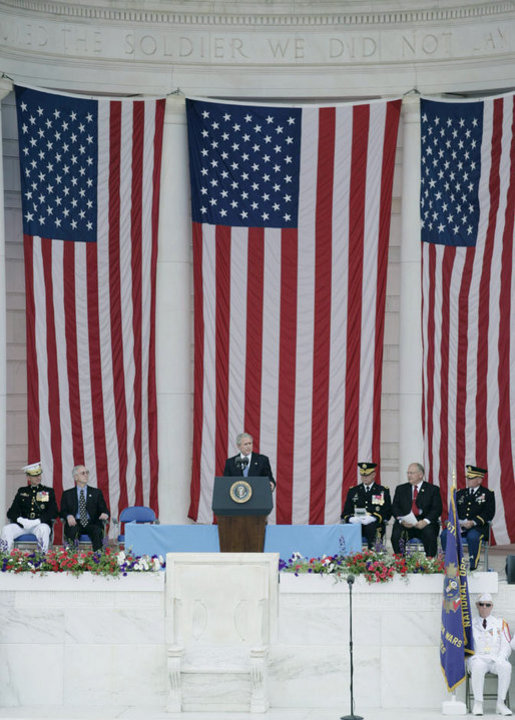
[60,465,109,551]
[468,593,512,716]
[391,462,442,557]
[223,432,276,490]
[341,462,391,549]
[0,462,58,552]
[441,465,495,570]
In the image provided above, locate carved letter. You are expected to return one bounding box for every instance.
[422,34,438,55]
[93,31,102,54]
[441,32,452,55]
[231,38,248,59]
[179,37,193,57]
[268,39,290,58]
[37,25,48,47]
[140,34,157,56]
[294,38,304,59]
[21,24,32,46]
[329,38,344,58]
[401,34,416,57]
[61,27,71,52]
[362,37,377,57]
[214,37,224,58]
[124,33,134,55]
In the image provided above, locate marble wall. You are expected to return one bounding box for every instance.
[0,564,513,712]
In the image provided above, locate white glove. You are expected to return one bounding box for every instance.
[19,518,41,531]
[348,517,361,524]
[17,517,29,528]
[361,515,376,525]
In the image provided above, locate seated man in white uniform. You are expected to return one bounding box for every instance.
[468,592,512,716]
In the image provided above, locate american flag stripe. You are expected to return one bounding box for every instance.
[421,93,515,544]
[18,86,164,519]
[188,97,401,525]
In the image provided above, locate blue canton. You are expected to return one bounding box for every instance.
[16,86,98,243]
[186,99,301,229]
[420,99,483,247]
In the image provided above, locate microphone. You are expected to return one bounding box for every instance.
[235,456,249,470]
[346,574,355,585]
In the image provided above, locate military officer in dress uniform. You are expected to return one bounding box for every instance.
[0,462,58,552]
[441,465,495,571]
[341,462,392,549]
[468,592,512,716]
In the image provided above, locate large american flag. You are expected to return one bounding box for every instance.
[15,85,165,521]
[187,97,401,524]
[420,93,515,544]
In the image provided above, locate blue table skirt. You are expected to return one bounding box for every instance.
[124,522,361,560]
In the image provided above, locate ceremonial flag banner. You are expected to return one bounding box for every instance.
[420,93,515,544]
[15,85,165,519]
[440,483,474,691]
[186,97,401,524]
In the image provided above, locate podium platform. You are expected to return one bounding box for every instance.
[124,522,361,559]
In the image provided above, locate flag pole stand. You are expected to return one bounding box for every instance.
[442,693,467,715]
[340,575,363,720]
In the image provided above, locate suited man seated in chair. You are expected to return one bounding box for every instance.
[223,432,276,490]
[60,465,109,551]
[441,464,495,571]
[341,462,391,549]
[391,462,442,557]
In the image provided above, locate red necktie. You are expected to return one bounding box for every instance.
[412,486,419,515]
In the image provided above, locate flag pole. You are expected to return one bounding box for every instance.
[441,465,470,715]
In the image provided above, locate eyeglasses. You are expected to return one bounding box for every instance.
[478,603,492,607]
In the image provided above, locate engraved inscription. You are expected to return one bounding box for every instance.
[401,31,452,57]
[0,15,512,65]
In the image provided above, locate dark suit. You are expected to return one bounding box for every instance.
[60,485,109,551]
[441,485,495,569]
[341,482,392,549]
[223,453,276,488]
[391,481,442,557]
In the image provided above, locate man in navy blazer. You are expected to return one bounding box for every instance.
[391,462,442,557]
[223,432,276,489]
[60,465,109,551]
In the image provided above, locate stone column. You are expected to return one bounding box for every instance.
[0,78,14,528]
[156,94,193,523]
[398,94,423,477]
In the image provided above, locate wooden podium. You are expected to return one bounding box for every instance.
[212,476,273,552]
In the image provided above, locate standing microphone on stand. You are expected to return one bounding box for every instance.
[341,574,363,720]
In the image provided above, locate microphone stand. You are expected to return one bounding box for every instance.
[341,574,363,720]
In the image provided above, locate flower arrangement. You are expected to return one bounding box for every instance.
[0,547,164,577]
[279,548,445,584]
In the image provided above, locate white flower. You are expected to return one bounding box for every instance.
[152,557,162,571]
[117,551,126,565]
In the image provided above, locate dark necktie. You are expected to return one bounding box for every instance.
[483,618,487,629]
[411,486,419,515]
[79,489,88,526]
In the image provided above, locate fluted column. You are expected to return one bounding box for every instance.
[0,78,14,528]
[398,94,423,477]
[156,95,192,523]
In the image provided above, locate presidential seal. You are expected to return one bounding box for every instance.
[229,480,252,504]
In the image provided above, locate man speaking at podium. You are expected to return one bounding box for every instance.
[223,432,276,490]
